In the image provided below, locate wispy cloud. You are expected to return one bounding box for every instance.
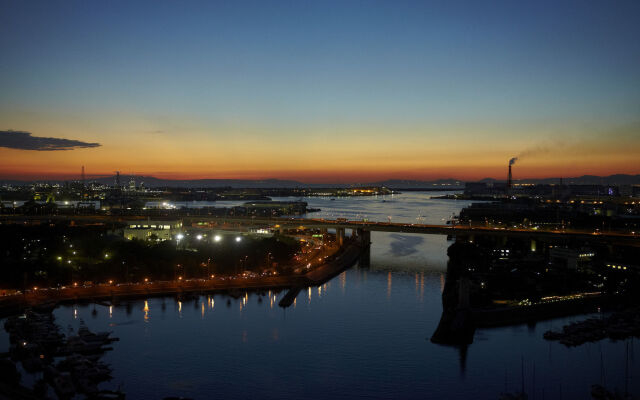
[0,130,101,151]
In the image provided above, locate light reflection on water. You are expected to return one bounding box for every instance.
[46,264,639,400]
[1,193,637,399]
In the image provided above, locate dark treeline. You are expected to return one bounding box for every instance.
[0,224,301,290]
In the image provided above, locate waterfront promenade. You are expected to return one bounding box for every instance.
[0,240,365,314]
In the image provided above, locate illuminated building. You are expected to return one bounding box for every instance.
[124,220,183,241]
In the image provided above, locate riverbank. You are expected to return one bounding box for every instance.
[432,291,610,345]
[0,241,366,316]
[472,293,607,328]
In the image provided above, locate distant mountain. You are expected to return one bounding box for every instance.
[0,179,32,186]
[2,174,639,188]
[91,176,308,189]
[0,176,309,188]
[94,176,466,189]
[370,179,463,189]
[478,177,498,183]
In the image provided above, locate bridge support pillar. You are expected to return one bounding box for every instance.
[359,242,371,268]
[337,228,345,246]
[357,229,371,245]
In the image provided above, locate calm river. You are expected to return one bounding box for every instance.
[2,192,638,399]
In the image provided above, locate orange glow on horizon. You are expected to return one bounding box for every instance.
[1,121,638,183]
[1,163,638,183]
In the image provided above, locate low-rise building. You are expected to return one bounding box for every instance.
[124,220,183,241]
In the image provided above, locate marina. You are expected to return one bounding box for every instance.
[3,310,122,399]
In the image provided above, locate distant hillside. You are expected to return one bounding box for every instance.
[370,179,463,189]
[92,176,308,189]
[2,174,639,188]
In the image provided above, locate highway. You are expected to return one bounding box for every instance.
[2,214,639,244]
[182,216,640,244]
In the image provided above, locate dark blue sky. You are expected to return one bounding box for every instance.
[1,0,639,180]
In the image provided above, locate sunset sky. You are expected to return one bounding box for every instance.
[1,0,639,183]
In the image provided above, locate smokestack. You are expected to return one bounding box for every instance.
[507,156,517,191]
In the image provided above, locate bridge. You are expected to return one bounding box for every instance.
[182,216,640,245]
[2,214,639,245]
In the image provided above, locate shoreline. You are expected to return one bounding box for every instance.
[0,241,367,316]
[472,294,608,328]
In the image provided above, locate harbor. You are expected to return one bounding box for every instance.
[3,310,122,399]
[1,191,639,399]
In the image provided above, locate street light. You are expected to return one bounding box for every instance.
[175,264,182,281]
[214,235,222,242]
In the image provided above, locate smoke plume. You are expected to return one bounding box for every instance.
[509,145,549,166]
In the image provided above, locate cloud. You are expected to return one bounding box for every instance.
[0,130,101,151]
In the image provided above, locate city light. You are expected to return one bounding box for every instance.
[0,3,639,397]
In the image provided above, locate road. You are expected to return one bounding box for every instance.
[2,214,639,244]
[0,240,365,311]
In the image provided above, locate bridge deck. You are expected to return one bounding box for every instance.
[2,214,639,244]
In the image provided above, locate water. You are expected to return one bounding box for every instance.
[146,190,468,225]
[3,192,638,399]
[291,191,467,224]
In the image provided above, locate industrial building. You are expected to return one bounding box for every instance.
[124,220,183,241]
